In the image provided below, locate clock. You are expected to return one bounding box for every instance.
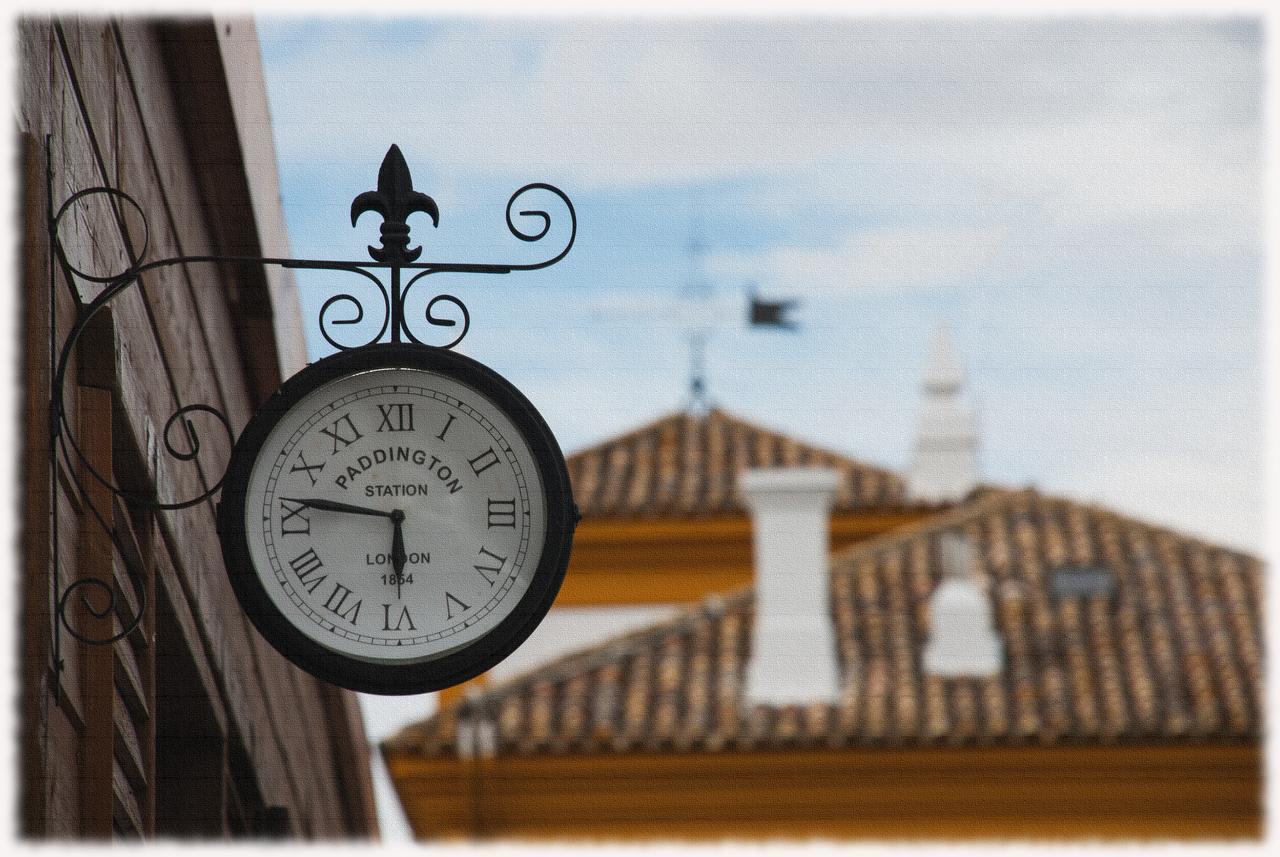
[216,343,576,695]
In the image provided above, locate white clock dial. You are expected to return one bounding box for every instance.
[242,367,547,665]
[221,344,575,694]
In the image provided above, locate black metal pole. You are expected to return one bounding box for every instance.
[390,264,402,343]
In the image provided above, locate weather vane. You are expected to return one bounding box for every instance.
[678,201,800,413]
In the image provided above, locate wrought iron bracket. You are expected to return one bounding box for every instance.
[45,139,576,696]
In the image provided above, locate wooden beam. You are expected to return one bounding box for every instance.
[76,386,115,838]
[19,125,54,839]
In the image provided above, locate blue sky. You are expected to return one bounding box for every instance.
[258,15,1262,553]
[255,15,1263,840]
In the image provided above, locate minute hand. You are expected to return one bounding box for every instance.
[281,497,398,519]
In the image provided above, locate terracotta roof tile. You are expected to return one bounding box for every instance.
[387,490,1263,759]
[566,408,911,518]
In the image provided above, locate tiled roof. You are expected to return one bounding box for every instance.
[385,490,1263,757]
[566,408,910,518]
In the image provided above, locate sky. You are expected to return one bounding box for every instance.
[254,15,1264,842]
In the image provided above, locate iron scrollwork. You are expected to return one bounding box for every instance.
[46,139,576,687]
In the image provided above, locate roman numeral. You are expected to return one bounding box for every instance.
[436,413,456,442]
[445,592,470,621]
[290,452,324,487]
[279,498,311,536]
[319,413,362,454]
[469,447,501,476]
[382,604,417,632]
[289,548,327,594]
[474,546,508,586]
[376,402,414,433]
[323,582,362,625]
[487,498,517,529]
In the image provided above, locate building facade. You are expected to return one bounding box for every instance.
[19,17,378,838]
[387,335,1262,841]
[386,487,1262,840]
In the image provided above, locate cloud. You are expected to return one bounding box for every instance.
[706,224,1009,294]
[981,380,1261,553]
[258,17,1261,191]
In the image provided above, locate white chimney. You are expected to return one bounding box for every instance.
[908,324,978,502]
[739,467,841,706]
[923,534,1003,676]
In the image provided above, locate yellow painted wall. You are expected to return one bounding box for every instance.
[386,741,1262,841]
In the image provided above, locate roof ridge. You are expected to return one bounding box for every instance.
[707,406,902,479]
[456,586,755,714]
[567,406,916,518]
[827,485,1026,566]
[828,485,1262,571]
[1041,490,1262,565]
[564,408,690,462]
[566,405,901,478]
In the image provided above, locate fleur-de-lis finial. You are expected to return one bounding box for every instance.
[350,145,440,264]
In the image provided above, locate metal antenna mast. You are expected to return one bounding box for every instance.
[683,201,713,413]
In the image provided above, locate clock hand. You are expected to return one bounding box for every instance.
[390,510,407,600]
[280,497,397,519]
[283,498,411,592]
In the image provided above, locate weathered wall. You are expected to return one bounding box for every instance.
[19,17,377,839]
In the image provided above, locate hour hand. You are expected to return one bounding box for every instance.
[280,497,397,519]
[391,513,407,576]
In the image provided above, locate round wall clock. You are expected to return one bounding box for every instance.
[217,343,576,695]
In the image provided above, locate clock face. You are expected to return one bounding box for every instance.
[218,344,575,694]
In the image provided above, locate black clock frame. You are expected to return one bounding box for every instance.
[217,343,577,695]
[45,140,576,700]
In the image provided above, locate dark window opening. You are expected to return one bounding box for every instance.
[1050,565,1116,600]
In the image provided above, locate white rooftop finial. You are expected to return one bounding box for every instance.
[923,324,964,394]
[908,323,978,503]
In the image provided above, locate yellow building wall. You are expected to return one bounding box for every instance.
[387,742,1261,841]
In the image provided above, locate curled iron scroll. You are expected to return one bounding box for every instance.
[50,188,235,512]
[379,183,574,349]
[399,269,470,350]
[52,439,149,646]
[52,186,151,283]
[316,267,391,351]
[58,577,145,646]
[503,183,576,267]
[425,295,470,350]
